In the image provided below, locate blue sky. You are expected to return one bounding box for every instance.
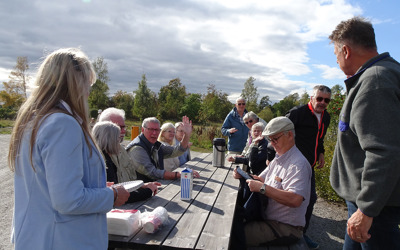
[0,0,399,103]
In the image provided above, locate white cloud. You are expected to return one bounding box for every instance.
[0,67,10,84]
[313,64,344,79]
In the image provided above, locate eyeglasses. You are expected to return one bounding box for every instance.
[315,97,331,104]
[245,120,253,125]
[145,127,161,133]
[267,133,285,143]
[237,103,246,106]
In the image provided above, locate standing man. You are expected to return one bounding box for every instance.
[329,17,400,249]
[221,97,249,154]
[286,85,331,249]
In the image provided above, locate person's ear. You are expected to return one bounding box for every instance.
[343,44,350,59]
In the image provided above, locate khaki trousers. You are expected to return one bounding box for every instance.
[245,220,303,247]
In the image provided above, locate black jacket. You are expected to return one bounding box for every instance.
[286,102,330,167]
[234,138,275,175]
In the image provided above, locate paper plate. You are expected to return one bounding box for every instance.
[113,180,144,192]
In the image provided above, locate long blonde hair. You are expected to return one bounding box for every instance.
[8,48,97,171]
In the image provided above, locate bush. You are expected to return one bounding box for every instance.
[315,91,346,203]
[191,124,226,149]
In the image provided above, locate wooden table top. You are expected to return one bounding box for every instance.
[108,152,239,250]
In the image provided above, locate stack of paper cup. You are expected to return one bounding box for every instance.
[142,207,168,233]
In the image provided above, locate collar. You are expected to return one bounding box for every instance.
[139,133,162,151]
[233,107,247,117]
[274,144,297,161]
[345,52,391,89]
[307,102,325,116]
[58,100,83,124]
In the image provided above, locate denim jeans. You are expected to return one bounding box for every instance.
[343,200,400,250]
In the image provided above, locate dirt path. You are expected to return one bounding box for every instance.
[0,134,348,250]
[0,135,13,250]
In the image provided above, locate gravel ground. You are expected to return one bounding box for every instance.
[0,134,348,250]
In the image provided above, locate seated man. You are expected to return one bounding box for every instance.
[98,108,160,201]
[231,117,311,248]
[126,116,200,181]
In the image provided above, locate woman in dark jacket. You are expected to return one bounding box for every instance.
[228,122,275,175]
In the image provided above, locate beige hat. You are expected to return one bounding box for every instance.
[262,116,294,137]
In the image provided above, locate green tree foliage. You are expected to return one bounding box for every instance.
[92,57,110,84]
[258,95,271,110]
[257,106,274,122]
[0,57,29,118]
[179,93,202,122]
[132,74,158,120]
[0,82,25,108]
[272,93,299,116]
[111,91,135,119]
[158,78,186,120]
[241,76,259,112]
[88,80,110,110]
[88,57,110,110]
[9,56,29,99]
[299,90,310,105]
[199,84,232,123]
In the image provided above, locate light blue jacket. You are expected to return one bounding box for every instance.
[12,113,114,250]
[221,108,249,152]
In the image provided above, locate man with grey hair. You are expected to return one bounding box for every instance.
[329,17,400,249]
[126,116,199,181]
[221,97,249,154]
[98,107,127,143]
[231,117,311,248]
[286,85,331,249]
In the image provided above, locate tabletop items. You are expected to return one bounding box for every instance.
[107,209,141,236]
[180,167,193,200]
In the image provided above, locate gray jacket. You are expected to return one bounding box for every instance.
[330,52,400,217]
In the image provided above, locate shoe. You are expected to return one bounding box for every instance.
[304,234,319,249]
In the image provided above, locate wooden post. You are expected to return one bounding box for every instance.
[131,126,140,140]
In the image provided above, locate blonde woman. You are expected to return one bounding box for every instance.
[8,48,129,250]
[158,122,180,171]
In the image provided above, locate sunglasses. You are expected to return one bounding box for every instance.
[237,103,246,106]
[245,120,253,125]
[315,97,331,104]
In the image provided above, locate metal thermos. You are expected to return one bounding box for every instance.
[212,138,226,167]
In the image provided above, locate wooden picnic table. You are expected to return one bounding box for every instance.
[108,152,238,250]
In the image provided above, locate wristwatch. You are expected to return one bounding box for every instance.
[260,183,266,195]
